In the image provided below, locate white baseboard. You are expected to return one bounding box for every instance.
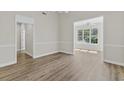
[33,51,59,58]
[59,50,73,55]
[0,61,16,68]
[104,60,124,67]
[33,50,73,59]
[25,51,33,57]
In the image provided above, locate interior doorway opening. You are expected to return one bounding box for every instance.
[73,16,104,62]
[17,23,26,54]
[15,15,34,63]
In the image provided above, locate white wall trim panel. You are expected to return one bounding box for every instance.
[0,44,15,47]
[105,44,124,48]
[74,16,104,51]
[35,41,59,45]
[74,16,104,26]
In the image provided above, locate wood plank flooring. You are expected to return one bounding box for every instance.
[0,51,124,81]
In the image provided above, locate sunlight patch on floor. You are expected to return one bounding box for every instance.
[80,49,88,53]
[88,50,98,54]
[75,49,98,54]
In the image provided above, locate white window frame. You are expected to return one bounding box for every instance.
[77,25,99,45]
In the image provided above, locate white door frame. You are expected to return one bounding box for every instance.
[15,15,35,62]
[73,16,104,62]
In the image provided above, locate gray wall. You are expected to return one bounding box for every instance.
[33,12,59,58]
[59,12,124,65]
[0,13,16,67]
[0,12,59,67]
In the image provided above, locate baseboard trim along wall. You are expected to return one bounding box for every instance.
[25,51,33,57]
[104,60,124,67]
[34,50,73,59]
[59,50,73,55]
[0,61,16,68]
[33,51,59,58]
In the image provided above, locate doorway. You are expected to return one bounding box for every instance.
[17,23,26,54]
[15,15,34,63]
[73,16,104,62]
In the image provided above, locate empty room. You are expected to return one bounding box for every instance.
[0,11,124,81]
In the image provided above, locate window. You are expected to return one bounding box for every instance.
[77,30,83,41]
[91,28,98,44]
[84,29,90,43]
[77,27,98,44]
